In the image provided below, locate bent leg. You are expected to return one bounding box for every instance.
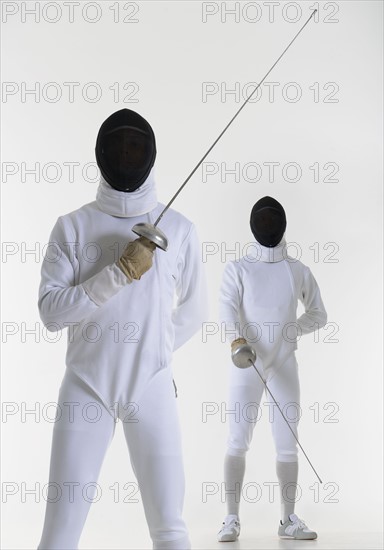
[37,368,115,550]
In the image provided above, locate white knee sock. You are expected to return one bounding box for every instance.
[224,453,246,517]
[276,460,299,522]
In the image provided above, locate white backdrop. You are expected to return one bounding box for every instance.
[1,1,383,549]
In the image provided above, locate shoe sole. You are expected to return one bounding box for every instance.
[279,535,317,540]
[218,533,240,542]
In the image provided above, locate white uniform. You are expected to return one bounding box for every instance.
[37,171,207,550]
[219,239,327,460]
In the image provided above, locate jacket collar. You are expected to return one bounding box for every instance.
[96,167,158,217]
[245,237,287,263]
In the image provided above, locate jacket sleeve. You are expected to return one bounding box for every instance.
[172,223,208,351]
[38,216,129,332]
[296,266,327,335]
[219,262,242,342]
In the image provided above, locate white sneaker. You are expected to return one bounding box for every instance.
[278,513,317,540]
[218,514,241,542]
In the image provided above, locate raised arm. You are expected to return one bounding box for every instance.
[37,216,130,331]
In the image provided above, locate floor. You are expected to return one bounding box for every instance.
[189,531,383,550]
[6,532,384,549]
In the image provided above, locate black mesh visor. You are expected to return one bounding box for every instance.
[250,197,286,247]
[95,109,156,192]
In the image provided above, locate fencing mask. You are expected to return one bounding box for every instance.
[250,196,287,247]
[95,109,156,193]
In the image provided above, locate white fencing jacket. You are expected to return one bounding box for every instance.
[38,170,207,407]
[219,238,327,373]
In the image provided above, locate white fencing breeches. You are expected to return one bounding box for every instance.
[226,354,301,462]
[37,367,190,550]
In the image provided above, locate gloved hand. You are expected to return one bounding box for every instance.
[231,337,247,354]
[116,236,156,281]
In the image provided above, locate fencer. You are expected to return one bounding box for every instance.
[218,196,327,542]
[36,108,207,550]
